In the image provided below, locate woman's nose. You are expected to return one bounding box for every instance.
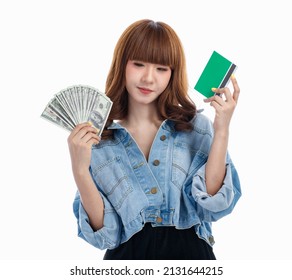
[141,66,155,82]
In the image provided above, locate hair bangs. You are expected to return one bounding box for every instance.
[127,22,177,68]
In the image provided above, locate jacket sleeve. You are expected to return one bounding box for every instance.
[191,154,242,222]
[73,190,122,250]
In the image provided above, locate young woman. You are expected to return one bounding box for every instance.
[69,19,241,260]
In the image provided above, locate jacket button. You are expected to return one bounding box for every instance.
[208,235,215,244]
[153,159,160,166]
[156,217,162,223]
[150,187,158,194]
[160,135,167,141]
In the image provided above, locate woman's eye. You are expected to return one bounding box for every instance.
[157,67,168,71]
[133,62,144,67]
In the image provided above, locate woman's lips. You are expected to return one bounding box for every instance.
[138,87,153,94]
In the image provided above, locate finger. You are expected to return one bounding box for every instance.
[231,75,240,103]
[210,100,222,111]
[213,94,225,106]
[87,138,100,146]
[76,126,99,140]
[203,96,213,103]
[222,88,232,102]
[81,132,100,143]
[212,86,234,103]
[203,93,218,103]
[68,122,91,140]
[204,94,225,105]
[211,87,221,96]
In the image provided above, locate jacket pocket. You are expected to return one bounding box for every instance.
[92,156,133,210]
[171,142,207,190]
[171,142,190,190]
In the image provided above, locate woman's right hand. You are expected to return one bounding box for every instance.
[67,122,101,174]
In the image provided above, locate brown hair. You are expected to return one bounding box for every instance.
[102,19,196,139]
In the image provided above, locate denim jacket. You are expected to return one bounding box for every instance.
[73,113,241,250]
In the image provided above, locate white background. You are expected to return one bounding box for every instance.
[1,0,292,264]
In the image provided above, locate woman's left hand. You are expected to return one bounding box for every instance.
[203,75,240,132]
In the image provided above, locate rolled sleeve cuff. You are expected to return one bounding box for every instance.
[192,163,235,212]
[73,193,122,250]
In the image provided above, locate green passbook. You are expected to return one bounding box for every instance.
[194,51,237,98]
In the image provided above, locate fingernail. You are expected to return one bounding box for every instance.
[211,87,217,92]
[87,121,93,126]
[231,74,235,79]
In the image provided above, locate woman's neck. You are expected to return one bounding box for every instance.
[122,102,162,128]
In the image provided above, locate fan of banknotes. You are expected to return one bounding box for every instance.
[40,85,112,136]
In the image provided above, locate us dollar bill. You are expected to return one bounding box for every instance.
[88,94,112,136]
[40,85,112,136]
[41,105,74,131]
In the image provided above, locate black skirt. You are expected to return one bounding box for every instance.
[103,223,216,260]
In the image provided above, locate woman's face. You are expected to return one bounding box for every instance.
[125,60,171,106]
